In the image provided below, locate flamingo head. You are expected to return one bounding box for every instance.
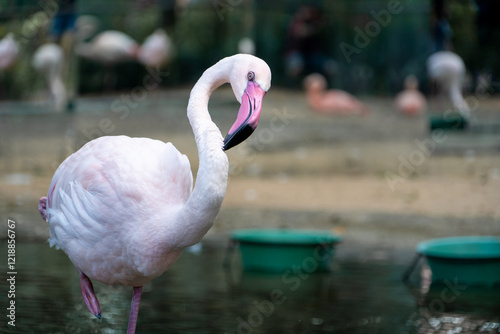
[303,73,327,92]
[223,54,271,151]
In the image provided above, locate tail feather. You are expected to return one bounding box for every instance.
[39,197,48,222]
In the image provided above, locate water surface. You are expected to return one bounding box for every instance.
[1,242,499,333]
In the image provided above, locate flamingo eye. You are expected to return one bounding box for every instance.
[247,71,255,81]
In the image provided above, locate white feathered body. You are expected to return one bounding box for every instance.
[0,33,18,69]
[76,31,139,64]
[427,51,469,113]
[137,29,173,68]
[32,43,64,76]
[427,51,465,84]
[32,43,67,111]
[46,136,193,286]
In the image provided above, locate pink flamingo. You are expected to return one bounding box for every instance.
[75,16,173,69]
[394,75,426,116]
[76,27,173,90]
[32,43,68,112]
[0,33,18,70]
[137,28,174,68]
[75,30,139,64]
[38,54,271,333]
[75,20,140,90]
[427,51,469,115]
[303,73,368,115]
[0,33,19,99]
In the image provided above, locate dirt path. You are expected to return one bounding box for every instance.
[224,174,500,219]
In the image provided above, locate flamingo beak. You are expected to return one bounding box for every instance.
[223,81,266,151]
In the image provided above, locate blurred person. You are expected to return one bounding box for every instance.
[284,5,336,82]
[44,0,78,110]
[430,0,453,52]
[50,0,77,43]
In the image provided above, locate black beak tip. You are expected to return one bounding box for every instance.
[222,138,230,151]
[222,125,255,151]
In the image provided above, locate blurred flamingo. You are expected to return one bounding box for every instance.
[75,16,138,90]
[75,15,138,65]
[0,33,19,99]
[137,28,173,68]
[76,15,173,68]
[394,75,426,116]
[76,30,139,65]
[303,73,368,115]
[427,51,469,115]
[76,29,139,90]
[75,16,173,89]
[0,33,19,70]
[38,54,271,333]
[238,37,255,55]
[32,43,67,111]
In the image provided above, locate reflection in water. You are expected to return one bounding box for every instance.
[1,243,499,333]
[404,268,500,334]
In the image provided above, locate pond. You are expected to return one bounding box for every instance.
[1,242,499,333]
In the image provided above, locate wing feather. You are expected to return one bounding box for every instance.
[46,136,193,282]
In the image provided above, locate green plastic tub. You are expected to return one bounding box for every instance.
[417,236,500,286]
[428,113,468,131]
[231,229,342,273]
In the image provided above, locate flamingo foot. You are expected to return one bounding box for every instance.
[127,286,142,334]
[79,272,101,319]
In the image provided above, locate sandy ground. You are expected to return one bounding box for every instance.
[1,87,499,251]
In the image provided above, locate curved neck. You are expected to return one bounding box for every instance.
[174,60,231,248]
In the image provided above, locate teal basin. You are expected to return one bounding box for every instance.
[231,229,342,273]
[428,113,468,131]
[417,236,500,286]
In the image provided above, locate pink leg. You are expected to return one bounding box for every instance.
[127,286,142,334]
[79,272,101,319]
